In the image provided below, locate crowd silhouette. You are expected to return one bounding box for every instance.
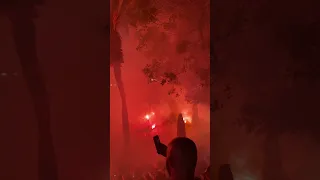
[111,114,234,180]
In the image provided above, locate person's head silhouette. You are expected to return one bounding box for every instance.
[166,137,198,180]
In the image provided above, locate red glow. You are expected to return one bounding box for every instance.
[151,124,156,129]
[144,112,155,121]
[182,111,192,124]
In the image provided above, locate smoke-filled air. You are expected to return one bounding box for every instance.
[110,0,210,175]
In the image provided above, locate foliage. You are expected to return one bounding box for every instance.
[125,0,159,27]
[123,0,211,104]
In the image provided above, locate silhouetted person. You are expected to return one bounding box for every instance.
[1,1,58,180]
[218,164,234,180]
[177,113,186,137]
[166,137,198,180]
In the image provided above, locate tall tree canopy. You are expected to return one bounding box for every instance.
[122,0,211,105]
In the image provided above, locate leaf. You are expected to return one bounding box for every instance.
[161,79,167,85]
[164,72,177,82]
[125,2,158,26]
[168,88,176,95]
[142,65,155,79]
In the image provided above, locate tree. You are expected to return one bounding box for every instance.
[124,0,211,122]
[110,0,130,145]
[1,1,58,180]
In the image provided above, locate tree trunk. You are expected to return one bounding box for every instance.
[9,11,58,180]
[262,132,289,180]
[113,63,130,145]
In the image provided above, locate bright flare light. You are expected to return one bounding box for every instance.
[144,112,155,121]
[182,111,192,124]
[151,124,156,129]
[183,116,192,123]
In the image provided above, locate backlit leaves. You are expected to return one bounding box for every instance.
[125,0,158,27]
[127,0,212,103]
